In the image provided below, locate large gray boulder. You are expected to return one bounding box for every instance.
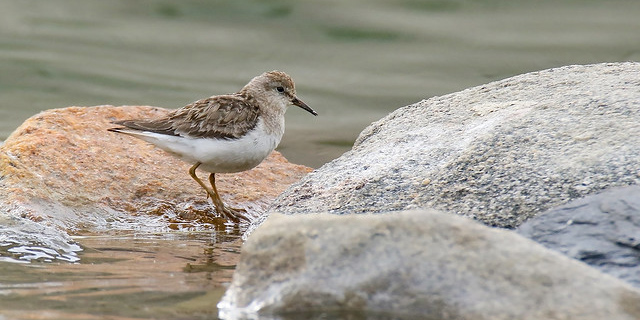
[219,210,640,319]
[518,185,640,288]
[268,62,640,228]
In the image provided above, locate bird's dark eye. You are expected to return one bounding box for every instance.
[276,86,285,93]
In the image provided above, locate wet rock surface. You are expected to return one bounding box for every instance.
[518,185,640,288]
[268,62,640,228]
[0,105,311,261]
[220,210,640,320]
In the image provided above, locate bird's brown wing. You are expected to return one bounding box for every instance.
[112,94,260,140]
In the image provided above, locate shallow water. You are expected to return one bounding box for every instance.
[1,0,640,319]
[1,230,241,319]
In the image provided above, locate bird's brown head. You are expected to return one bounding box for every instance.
[244,71,317,116]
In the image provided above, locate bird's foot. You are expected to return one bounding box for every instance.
[216,205,250,223]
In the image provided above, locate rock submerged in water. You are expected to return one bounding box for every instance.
[219,210,640,320]
[268,62,640,228]
[0,105,311,261]
[518,185,640,288]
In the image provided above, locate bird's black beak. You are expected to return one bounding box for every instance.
[292,97,317,116]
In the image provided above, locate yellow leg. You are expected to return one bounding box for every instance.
[188,163,249,222]
[208,172,248,222]
[189,163,216,198]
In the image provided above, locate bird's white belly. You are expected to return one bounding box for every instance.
[129,124,282,173]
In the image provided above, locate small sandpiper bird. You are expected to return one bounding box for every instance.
[108,71,317,222]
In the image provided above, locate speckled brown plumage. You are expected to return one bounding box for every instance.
[113,93,260,140]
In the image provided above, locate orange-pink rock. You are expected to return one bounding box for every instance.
[0,105,312,231]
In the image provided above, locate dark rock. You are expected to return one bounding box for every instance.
[518,185,640,287]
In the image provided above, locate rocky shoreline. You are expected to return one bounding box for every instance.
[0,63,638,319]
[224,62,640,319]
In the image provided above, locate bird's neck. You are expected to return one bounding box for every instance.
[239,90,286,138]
[260,103,286,138]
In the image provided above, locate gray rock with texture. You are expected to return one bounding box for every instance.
[518,185,640,287]
[219,210,640,319]
[269,63,640,228]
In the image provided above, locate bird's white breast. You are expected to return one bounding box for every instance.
[125,119,283,173]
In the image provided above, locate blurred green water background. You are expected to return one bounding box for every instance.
[2,0,639,168]
[1,1,640,319]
